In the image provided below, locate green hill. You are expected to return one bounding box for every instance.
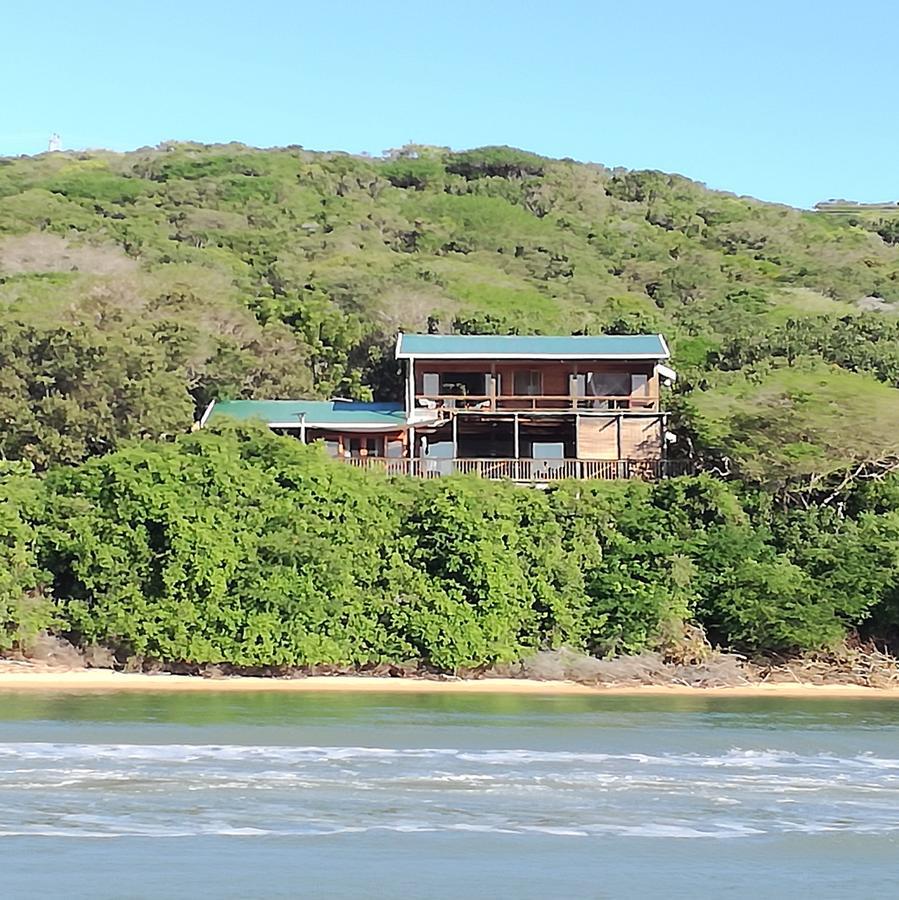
[2,141,899,485]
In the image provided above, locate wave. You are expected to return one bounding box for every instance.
[3,819,888,839]
[4,742,898,842]
[1,743,897,771]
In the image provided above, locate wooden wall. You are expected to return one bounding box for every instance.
[577,415,663,460]
[577,417,619,460]
[620,417,663,460]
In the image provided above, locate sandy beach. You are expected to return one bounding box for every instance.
[0,666,898,697]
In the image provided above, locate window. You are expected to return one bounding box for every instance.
[424,440,454,459]
[589,372,630,409]
[630,374,651,408]
[531,442,565,460]
[631,374,649,396]
[422,373,440,397]
[348,437,382,457]
[591,372,630,396]
[441,372,485,396]
[571,373,587,398]
[513,369,542,396]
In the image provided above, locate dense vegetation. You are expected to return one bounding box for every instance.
[3,142,899,667]
[2,426,899,668]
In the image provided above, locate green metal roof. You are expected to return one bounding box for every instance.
[395,333,669,359]
[204,400,407,431]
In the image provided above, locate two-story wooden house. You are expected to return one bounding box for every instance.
[201,332,681,481]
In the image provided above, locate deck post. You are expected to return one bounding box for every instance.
[513,413,520,460]
[452,412,459,460]
[299,413,306,444]
[406,357,416,412]
[574,413,580,478]
[660,414,667,462]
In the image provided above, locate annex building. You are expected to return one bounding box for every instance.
[200,332,684,481]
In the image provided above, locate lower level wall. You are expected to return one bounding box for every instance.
[621,417,663,459]
[577,416,619,459]
[577,415,663,460]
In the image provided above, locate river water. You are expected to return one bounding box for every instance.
[1,690,897,898]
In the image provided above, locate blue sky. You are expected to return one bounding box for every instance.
[3,0,896,208]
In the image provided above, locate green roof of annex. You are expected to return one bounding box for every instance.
[396,333,669,360]
[202,400,405,430]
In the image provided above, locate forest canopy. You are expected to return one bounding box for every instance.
[1,142,898,481]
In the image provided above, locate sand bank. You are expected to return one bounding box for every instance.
[1,666,898,697]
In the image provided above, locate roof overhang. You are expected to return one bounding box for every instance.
[395,333,671,361]
[204,400,407,432]
[395,352,668,361]
[272,422,407,432]
[298,421,409,434]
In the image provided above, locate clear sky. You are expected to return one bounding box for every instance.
[3,0,896,208]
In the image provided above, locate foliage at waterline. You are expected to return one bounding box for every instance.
[5,427,899,668]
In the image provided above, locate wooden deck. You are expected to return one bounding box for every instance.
[340,457,691,481]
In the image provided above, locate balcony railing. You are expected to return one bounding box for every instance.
[340,457,691,481]
[415,394,659,412]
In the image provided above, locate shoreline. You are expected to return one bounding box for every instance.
[1,667,899,697]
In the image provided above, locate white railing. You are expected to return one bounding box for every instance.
[340,457,690,481]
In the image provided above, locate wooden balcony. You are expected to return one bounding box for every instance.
[415,394,659,413]
[340,457,690,481]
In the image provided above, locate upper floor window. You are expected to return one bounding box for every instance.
[422,372,488,397]
[590,372,630,397]
[513,369,542,396]
[588,372,653,410]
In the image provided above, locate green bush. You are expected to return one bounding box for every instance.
[0,462,53,650]
[381,158,445,190]
[445,146,546,180]
[29,430,899,666]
